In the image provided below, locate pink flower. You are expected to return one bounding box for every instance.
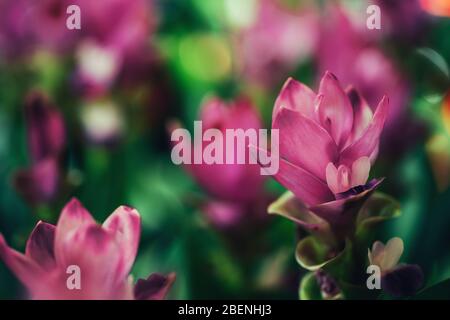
[0,198,175,300]
[237,0,318,86]
[189,97,264,203]
[266,72,388,231]
[174,97,267,227]
[71,0,155,96]
[0,0,155,65]
[13,92,65,204]
[317,5,409,130]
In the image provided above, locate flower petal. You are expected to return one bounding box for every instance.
[55,198,96,265]
[103,205,141,279]
[13,157,60,204]
[59,224,125,299]
[381,264,424,297]
[273,107,338,181]
[326,162,340,194]
[275,158,335,206]
[351,156,371,186]
[317,71,354,148]
[346,87,373,146]
[368,241,385,266]
[273,77,317,123]
[340,96,389,166]
[25,221,56,269]
[25,91,65,162]
[382,237,404,271]
[0,233,45,292]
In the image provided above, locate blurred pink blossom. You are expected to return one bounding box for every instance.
[317,5,409,129]
[174,97,267,227]
[188,97,264,203]
[13,92,65,204]
[264,72,388,231]
[0,198,175,300]
[237,0,318,86]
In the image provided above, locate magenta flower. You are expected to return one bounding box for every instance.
[0,0,33,57]
[13,92,65,204]
[237,0,318,87]
[189,97,264,203]
[174,97,267,227]
[267,72,388,233]
[0,198,175,300]
[73,0,154,95]
[317,5,409,129]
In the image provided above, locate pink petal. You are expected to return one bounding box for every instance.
[317,71,354,148]
[103,205,141,280]
[273,77,317,123]
[273,107,338,181]
[325,162,339,194]
[340,95,389,166]
[351,156,371,186]
[25,221,56,269]
[13,157,60,204]
[0,233,45,292]
[275,157,334,206]
[337,165,350,191]
[25,92,65,162]
[54,198,96,265]
[346,87,373,146]
[202,200,245,228]
[59,224,125,299]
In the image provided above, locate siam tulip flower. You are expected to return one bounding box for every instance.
[189,97,264,203]
[13,92,66,205]
[172,97,267,227]
[368,237,424,297]
[265,72,388,235]
[317,5,409,131]
[0,198,175,300]
[236,0,318,87]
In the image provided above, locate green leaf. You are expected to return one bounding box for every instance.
[295,236,347,272]
[299,272,322,300]
[356,192,401,238]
